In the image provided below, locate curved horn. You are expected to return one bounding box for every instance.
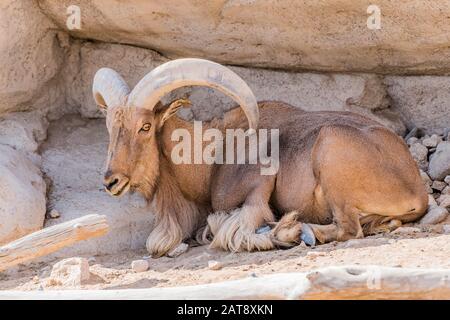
[92,68,130,109]
[127,58,259,131]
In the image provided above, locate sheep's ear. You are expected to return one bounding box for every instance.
[157,98,191,130]
[94,92,109,115]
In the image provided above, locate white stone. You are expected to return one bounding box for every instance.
[0,145,46,245]
[167,243,189,258]
[48,209,60,219]
[422,134,442,148]
[131,260,149,272]
[49,257,90,287]
[437,195,450,209]
[208,260,223,271]
[420,207,449,225]
[429,142,450,180]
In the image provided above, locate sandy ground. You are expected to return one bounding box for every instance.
[1,223,449,291]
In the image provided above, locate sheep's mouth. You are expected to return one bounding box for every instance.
[106,179,130,197]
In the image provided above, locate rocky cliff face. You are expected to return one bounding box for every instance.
[37,0,450,74]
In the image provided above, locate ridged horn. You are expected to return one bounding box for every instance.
[92,68,130,109]
[126,58,259,132]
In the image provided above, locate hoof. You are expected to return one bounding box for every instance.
[300,223,316,246]
[256,225,271,234]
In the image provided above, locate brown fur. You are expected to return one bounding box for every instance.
[102,100,428,256]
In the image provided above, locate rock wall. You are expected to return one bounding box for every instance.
[38,0,450,74]
[0,0,65,115]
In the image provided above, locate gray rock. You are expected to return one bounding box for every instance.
[167,243,189,258]
[437,195,450,209]
[422,134,442,148]
[432,180,447,192]
[420,170,432,186]
[444,175,450,184]
[37,1,450,75]
[420,207,449,225]
[409,143,429,170]
[442,186,450,195]
[428,142,450,180]
[406,137,419,146]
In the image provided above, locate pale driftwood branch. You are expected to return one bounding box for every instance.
[0,214,108,272]
[0,266,449,299]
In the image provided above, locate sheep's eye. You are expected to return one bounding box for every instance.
[140,123,151,132]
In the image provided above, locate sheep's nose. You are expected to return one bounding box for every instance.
[103,173,130,196]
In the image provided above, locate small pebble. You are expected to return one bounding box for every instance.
[208,260,222,270]
[88,257,96,264]
[432,180,446,191]
[131,259,149,272]
[422,134,441,148]
[167,243,189,258]
[48,209,60,219]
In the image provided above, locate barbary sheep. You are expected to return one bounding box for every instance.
[92,58,427,257]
